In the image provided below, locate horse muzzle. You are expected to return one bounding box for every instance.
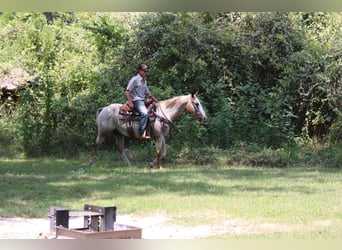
[196,113,206,122]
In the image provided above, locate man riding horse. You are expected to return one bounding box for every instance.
[90,63,206,168]
[125,63,157,140]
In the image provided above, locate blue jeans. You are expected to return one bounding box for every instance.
[133,100,149,135]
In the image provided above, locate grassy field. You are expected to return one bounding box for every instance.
[0,149,341,239]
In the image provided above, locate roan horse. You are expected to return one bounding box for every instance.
[90,91,206,168]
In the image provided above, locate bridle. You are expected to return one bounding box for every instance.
[190,95,205,121]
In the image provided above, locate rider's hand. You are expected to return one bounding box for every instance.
[151,95,158,102]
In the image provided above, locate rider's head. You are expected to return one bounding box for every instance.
[137,64,148,76]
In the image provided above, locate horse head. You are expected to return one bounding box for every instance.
[186,91,207,122]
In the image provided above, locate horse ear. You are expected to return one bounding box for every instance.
[191,90,198,98]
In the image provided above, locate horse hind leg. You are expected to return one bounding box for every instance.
[114,133,132,167]
[90,133,107,166]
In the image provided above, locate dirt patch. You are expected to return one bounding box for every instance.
[0,215,332,239]
[0,214,215,239]
[0,217,50,239]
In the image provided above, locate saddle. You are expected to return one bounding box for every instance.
[119,99,157,139]
[119,98,156,120]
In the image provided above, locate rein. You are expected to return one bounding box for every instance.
[154,102,172,125]
[153,101,196,131]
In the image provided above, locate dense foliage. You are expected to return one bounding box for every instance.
[0,12,341,158]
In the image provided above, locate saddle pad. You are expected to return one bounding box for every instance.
[119,114,140,121]
[118,114,155,122]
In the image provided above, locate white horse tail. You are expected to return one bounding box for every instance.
[95,107,104,124]
[96,107,104,117]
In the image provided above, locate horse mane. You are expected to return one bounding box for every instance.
[160,94,189,109]
[157,95,190,123]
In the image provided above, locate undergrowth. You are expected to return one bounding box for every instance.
[170,142,342,168]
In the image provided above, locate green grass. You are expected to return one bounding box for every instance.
[0,151,342,239]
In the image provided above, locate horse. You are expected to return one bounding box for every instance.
[90,91,206,169]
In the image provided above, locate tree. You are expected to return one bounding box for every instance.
[0,12,340,157]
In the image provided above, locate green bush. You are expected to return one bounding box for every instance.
[329,113,342,144]
[0,12,341,158]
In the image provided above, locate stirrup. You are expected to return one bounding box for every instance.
[140,131,151,140]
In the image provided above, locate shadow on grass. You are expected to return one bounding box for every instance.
[2,156,339,218]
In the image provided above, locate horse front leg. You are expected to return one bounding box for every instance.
[114,133,132,167]
[150,136,166,169]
